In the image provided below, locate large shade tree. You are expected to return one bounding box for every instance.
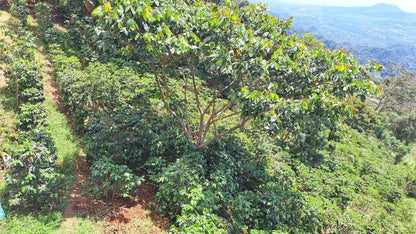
[92,0,380,149]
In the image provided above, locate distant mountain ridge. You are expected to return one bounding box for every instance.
[371,3,402,11]
[250,1,416,75]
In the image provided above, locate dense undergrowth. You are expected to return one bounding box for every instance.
[0,17,62,212]
[0,8,98,234]
[1,0,416,233]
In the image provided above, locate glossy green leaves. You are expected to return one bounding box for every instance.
[92,0,379,147]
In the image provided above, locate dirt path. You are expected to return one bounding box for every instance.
[60,155,92,232]
[37,43,169,234]
[37,48,93,232]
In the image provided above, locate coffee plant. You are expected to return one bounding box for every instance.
[5,140,61,210]
[9,0,29,27]
[2,30,63,211]
[35,2,53,41]
[90,157,144,198]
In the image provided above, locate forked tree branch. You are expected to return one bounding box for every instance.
[195,117,250,149]
[152,59,250,149]
[202,79,237,115]
[151,62,193,142]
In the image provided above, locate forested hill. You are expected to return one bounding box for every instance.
[250,1,416,75]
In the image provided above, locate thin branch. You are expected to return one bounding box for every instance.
[195,117,250,149]
[201,89,216,143]
[375,95,384,112]
[213,91,217,136]
[151,62,193,142]
[189,58,203,115]
[212,100,237,119]
[240,70,244,87]
[201,110,242,143]
[183,73,192,135]
[281,130,291,142]
[203,79,237,115]
[213,111,243,123]
[161,62,172,98]
[188,58,205,144]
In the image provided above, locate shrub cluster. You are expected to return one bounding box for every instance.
[45,40,416,232]
[9,0,29,27]
[48,46,151,198]
[38,1,416,232]
[3,31,62,211]
[154,140,310,233]
[392,115,416,145]
[47,45,322,232]
[35,3,53,41]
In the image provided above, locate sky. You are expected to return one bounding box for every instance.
[253,0,416,13]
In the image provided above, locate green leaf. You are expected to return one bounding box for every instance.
[112,7,119,19]
[216,59,223,67]
[352,67,359,75]
[117,4,124,15]
[162,24,170,36]
[91,6,104,17]
[134,6,143,17]
[143,33,152,42]
[126,19,138,31]
[166,8,173,18]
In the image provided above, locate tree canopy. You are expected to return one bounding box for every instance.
[92,0,380,149]
[300,33,325,50]
[376,66,416,114]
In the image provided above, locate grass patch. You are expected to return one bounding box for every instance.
[126,217,164,233]
[0,76,16,135]
[0,208,100,234]
[0,85,16,144]
[34,27,81,173]
[0,11,11,23]
[60,217,100,234]
[0,11,12,33]
[71,220,100,234]
[403,198,416,223]
[44,96,81,172]
[0,212,63,234]
[99,212,168,234]
[0,170,6,193]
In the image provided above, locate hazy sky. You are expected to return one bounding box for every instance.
[253,0,416,13]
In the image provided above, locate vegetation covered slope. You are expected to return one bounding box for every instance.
[253,0,416,75]
[0,8,165,234]
[1,0,416,233]
[256,2,416,47]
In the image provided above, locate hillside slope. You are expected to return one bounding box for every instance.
[1,1,416,232]
[251,1,416,74]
